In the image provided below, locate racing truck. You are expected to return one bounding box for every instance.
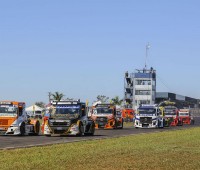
[116,109,124,129]
[0,101,40,135]
[159,101,183,126]
[178,109,194,125]
[163,106,183,126]
[91,103,123,129]
[42,100,95,136]
[122,108,134,122]
[134,104,164,128]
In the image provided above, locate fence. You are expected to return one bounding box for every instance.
[190,108,200,117]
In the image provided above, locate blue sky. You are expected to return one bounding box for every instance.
[0,0,200,106]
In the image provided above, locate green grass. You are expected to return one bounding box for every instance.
[1,127,200,170]
[123,121,134,127]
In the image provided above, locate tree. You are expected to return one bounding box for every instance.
[35,101,46,108]
[51,92,65,101]
[111,96,123,106]
[96,95,109,103]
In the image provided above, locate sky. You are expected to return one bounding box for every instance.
[0,0,200,106]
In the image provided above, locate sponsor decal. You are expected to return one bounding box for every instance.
[56,105,80,109]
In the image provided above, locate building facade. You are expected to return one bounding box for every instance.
[124,67,156,110]
[124,68,199,109]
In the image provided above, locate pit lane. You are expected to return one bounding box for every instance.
[0,117,199,150]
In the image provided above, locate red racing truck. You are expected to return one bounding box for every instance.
[163,105,183,126]
[158,101,183,127]
[178,109,194,125]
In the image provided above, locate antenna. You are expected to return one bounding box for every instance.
[145,42,150,70]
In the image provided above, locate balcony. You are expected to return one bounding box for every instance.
[135,95,151,100]
[135,85,152,90]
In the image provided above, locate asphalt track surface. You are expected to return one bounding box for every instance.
[0,117,199,150]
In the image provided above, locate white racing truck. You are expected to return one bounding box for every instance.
[134,104,164,128]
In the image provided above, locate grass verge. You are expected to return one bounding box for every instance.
[124,121,134,127]
[1,127,200,170]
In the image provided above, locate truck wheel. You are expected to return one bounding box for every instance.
[165,120,170,127]
[45,134,51,137]
[190,120,195,125]
[163,119,165,127]
[84,132,94,136]
[177,120,183,126]
[34,121,40,135]
[114,119,119,129]
[114,123,118,129]
[158,120,164,128]
[84,122,95,136]
[20,123,25,136]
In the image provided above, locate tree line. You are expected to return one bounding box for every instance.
[35,92,123,108]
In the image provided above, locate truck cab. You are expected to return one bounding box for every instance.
[91,104,123,129]
[134,104,164,128]
[42,100,95,136]
[122,108,134,122]
[163,106,183,126]
[178,109,194,125]
[0,101,40,135]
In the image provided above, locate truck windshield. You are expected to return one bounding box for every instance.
[116,111,121,116]
[138,108,156,115]
[54,105,80,115]
[179,113,189,116]
[0,105,17,116]
[164,108,176,116]
[93,108,113,115]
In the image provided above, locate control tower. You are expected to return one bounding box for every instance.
[124,71,134,108]
[124,67,156,110]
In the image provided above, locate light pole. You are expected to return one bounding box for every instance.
[48,92,52,103]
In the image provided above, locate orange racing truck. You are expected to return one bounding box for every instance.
[122,108,134,122]
[91,103,123,129]
[0,101,40,135]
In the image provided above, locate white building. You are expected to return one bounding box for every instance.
[124,67,156,110]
